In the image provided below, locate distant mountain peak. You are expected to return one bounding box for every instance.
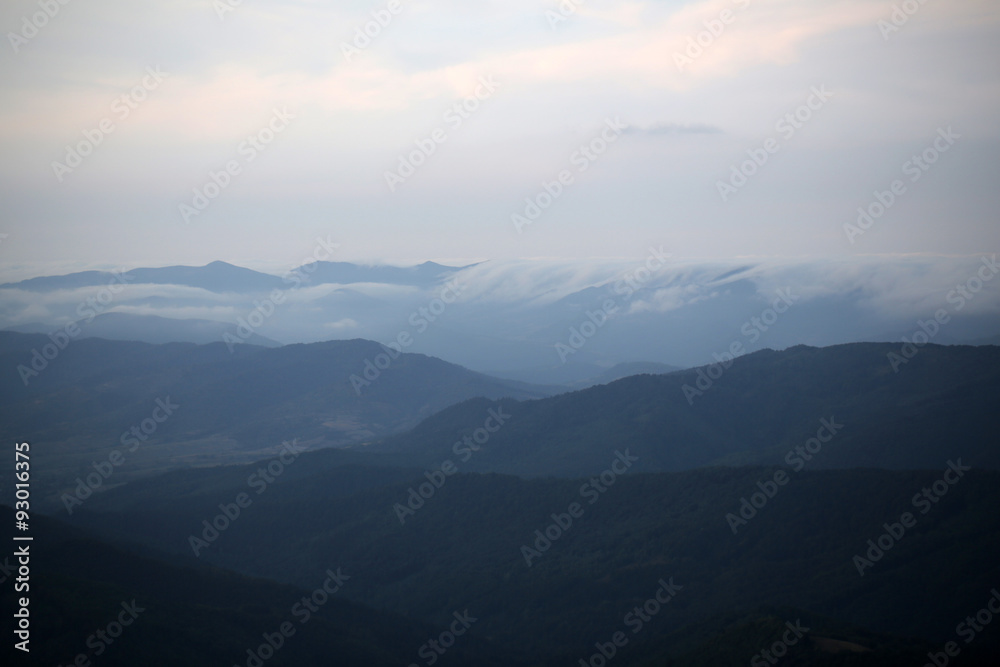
[0,259,470,294]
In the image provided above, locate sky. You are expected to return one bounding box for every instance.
[0,0,998,277]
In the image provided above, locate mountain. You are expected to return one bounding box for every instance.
[368,343,1000,477]
[0,505,530,667]
[68,458,1000,664]
[14,336,1000,665]
[0,260,284,293]
[2,256,998,371]
[297,260,472,288]
[0,259,469,294]
[0,332,557,506]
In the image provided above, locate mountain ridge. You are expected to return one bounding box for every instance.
[0,259,472,293]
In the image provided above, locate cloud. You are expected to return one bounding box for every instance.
[450,256,1000,319]
[627,284,709,314]
[0,0,891,142]
[108,305,238,321]
[452,259,652,305]
[0,0,997,266]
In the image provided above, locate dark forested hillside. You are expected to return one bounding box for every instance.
[8,338,1000,666]
[0,332,554,506]
[0,506,532,667]
[368,343,1000,476]
[70,456,1000,665]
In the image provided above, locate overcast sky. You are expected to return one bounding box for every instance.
[0,0,997,277]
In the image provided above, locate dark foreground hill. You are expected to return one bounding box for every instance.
[0,506,530,667]
[6,336,997,664]
[367,343,1000,476]
[70,453,1000,665]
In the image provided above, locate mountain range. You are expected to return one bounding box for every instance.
[2,329,998,665]
[0,259,467,293]
[0,331,555,506]
[3,256,998,384]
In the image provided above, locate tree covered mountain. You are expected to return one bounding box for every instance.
[369,343,1000,476]
[0,506,531,667]
[7,337,999,665]
[0,332,554,507]
[69,461,1000,665]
